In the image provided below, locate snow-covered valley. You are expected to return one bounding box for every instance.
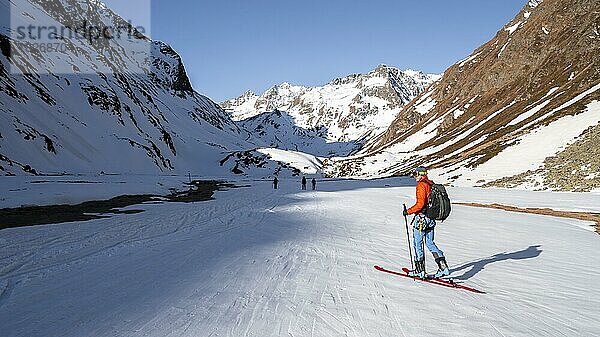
[1,0,599,335]
[1,177,599,336]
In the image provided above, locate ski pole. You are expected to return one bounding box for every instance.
[421,229,426,275]
[403,204,414,271]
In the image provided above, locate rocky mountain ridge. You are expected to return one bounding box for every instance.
[325,0,600,191]
[0,0,256,176]
[222,65,439,156]
[4,0,599,191]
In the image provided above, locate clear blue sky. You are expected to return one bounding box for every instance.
[109,0,527,101]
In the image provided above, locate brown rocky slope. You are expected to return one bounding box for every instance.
[326,0,600,191]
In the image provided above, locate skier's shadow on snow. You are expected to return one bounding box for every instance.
[450,245,542,280]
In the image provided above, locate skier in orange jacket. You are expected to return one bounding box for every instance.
[403,166,449,278]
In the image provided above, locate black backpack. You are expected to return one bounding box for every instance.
[423,181,451,221]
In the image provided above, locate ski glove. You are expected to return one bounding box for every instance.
[403,208,409,216]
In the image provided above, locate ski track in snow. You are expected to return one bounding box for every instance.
[0,178,599,336]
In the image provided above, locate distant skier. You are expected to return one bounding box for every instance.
[273,177,278,189]
[311,178,317,190]
[301,176,307,190]
[404,166,449,279]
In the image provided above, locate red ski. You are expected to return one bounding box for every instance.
[374,265,485,294]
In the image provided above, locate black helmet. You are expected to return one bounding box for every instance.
[412,166,428,177]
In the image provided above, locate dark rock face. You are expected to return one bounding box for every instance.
[154,43,194,94]
[0,33,10,58]
[172,61,193,93]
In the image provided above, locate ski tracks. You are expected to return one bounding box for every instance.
[4,180,600,336]
[208,190,361,337]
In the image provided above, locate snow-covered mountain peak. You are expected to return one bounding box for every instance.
[243,89,257,97]
[0,0,253,176]
[262,82,305,98]
[402,68,422,77]
[274,82,293,89]
[222,65,439,157]
[327,72,361,86]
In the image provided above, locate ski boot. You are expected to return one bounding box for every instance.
[433,255,450,278]
[407,259,425,278]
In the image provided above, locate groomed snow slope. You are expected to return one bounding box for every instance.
[1,178,599,336]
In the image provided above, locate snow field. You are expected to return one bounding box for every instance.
[0,178,599,336]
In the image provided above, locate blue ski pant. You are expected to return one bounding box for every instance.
[411,214,444,261]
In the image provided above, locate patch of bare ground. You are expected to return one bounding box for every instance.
[0,180,237,230]
[455,202,600,236]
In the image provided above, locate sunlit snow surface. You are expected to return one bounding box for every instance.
[257,148,323,175]
[435,100,600,186]
[1,177,599,337]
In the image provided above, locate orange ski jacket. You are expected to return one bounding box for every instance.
[407,177,432,215]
